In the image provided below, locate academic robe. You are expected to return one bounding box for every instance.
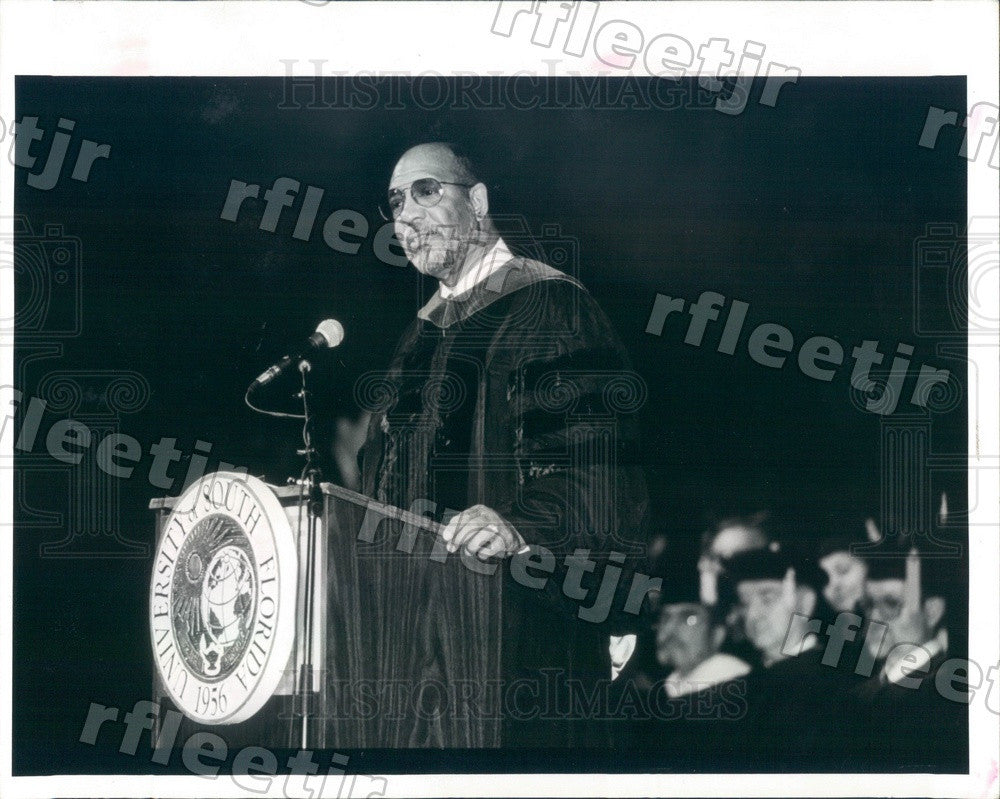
[846,648,967,771]
[722,641,892,771]
[357,256,649,747]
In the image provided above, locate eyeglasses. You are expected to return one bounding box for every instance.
[655,606,708,630]
[380,178,474,221]
[866,595,905,621]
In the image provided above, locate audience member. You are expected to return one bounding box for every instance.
[724,545,858,767]
[655,580,751,698]
[848,540,966,769]
[815,513,880,613]
[697,511,771,605]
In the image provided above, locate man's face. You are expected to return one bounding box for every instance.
[655,602,715,674]
[737,579,794,656]
[389,146,480,285]
[819,551,868,612]
[863,578,931,661]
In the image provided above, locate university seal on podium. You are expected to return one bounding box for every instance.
[149,472,297,724]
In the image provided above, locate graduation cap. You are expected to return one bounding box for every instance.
[655,565,728,626]
[817,529,874,562]
[810,506,882,561]
[855,535,952,600]
[656,566,704,607]
[721,542,827,594]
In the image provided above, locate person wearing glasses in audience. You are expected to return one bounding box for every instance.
[655,579,751,698]
[623,571,752,764]
[722,545,859,767]
[697,511,772,606]
[847,539,965,769]
[357,141,649,746]
[697,510,772,667]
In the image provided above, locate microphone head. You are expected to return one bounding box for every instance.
[315,318,344,348]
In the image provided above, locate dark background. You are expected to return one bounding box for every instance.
[13,76,968,773]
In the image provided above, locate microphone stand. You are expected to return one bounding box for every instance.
[291,359,321,750]
[244,357,324,749]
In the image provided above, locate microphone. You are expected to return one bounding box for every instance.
[248,319,344,392]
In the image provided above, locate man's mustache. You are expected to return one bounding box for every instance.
[398,225,447,251]
[395,221,488,250]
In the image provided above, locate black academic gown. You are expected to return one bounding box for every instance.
[847,648,968,771]
[358,257,649,747]
[736,644,863,770]
[624,672,752,769]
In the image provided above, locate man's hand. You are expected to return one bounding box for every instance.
[440,504,526,561]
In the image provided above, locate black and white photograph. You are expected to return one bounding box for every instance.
[1,2,998,797]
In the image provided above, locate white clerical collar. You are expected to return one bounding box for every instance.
[882,628,948,687]
[438,237,514,299]
[664,652,751,698]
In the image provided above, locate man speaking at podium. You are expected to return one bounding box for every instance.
[356,142,648,747]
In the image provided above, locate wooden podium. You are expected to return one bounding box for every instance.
[150,478,504,750]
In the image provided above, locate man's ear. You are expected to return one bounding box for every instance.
[923,596,946,630]
[469,182,489,220]
[711,625,727,651]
